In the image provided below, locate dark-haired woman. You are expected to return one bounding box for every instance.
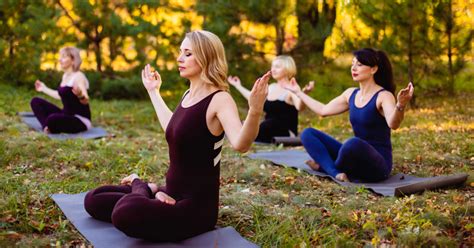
[285,48,414,182]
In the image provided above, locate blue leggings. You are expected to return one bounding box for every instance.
[300,128,391,182]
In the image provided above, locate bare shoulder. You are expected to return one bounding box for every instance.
[378,90,395,102]
[211,91,237,109]
[341,87,358,100]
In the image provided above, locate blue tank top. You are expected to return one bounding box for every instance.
[349,88,392,166]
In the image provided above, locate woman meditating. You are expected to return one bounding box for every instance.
[227,55,314,143]
[286,48,414,182]
[84,30,270,241]
[30,46,91,134]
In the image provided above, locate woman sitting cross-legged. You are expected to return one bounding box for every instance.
[286,48,414,182]
[30,46,91,134]
[84,30,270,242]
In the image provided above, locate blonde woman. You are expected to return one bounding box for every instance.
[84,30,270,242]
[228,55,314,143]
[30,47,91,133]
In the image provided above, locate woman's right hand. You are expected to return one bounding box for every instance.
[141,64,162,92]
[155,191,176,205]
[302,81,315,94]
[285,77,302,94]
[35,80,45,92]
[227,76,242,87]
[248,71,270,113]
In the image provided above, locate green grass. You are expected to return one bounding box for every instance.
[0,84,472,247]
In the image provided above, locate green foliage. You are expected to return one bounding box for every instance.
[0,0,63,85]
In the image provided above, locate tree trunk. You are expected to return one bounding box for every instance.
[407,0,416,107]
[447,0,454,94]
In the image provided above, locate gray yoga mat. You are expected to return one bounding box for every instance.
[51,193,259,248]
[19,112,108,140]
[248,149,468,197]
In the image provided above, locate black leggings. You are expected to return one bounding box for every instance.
[256,119,294,143]
[30,97,86,133]
[84,179,216,242]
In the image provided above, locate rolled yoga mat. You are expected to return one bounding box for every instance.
[271,136,302,146]
[19,112,108,140]
[51,193,259,248]
[248,149,468,197]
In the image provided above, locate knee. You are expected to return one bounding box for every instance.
[340,137,364,154]
[300,128,320,144]
[111,198,140,232]
[30,97,42,108]
[84,190,98,218]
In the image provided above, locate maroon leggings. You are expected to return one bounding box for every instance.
[30,97,86,133]
[84,179,216,242]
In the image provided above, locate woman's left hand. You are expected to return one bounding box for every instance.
[72,85,89,105]
[248,71,270,113]
[396,82,414,108]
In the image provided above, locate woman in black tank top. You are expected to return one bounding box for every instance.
[227,55,314,143]
[84,30,270,242]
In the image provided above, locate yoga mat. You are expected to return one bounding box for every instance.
[253,137,302,147]
[51,193,259,248]
[272,136,302,146]
[19,112,108,140]
[248,149,468,197]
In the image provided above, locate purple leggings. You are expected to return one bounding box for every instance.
[84,179,215,242]
[30,97,86,133]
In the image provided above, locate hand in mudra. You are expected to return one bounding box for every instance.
[155,191,176,205]
[227,76,242,87]
[302,81,315,94]
[141,64,162,92]
[285,78,302,94]
[35,80,45,92]
[248,71,270,112]
[120,173,140,185]
[397,82,414,108]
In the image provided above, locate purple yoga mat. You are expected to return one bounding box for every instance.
[51,193,259,248]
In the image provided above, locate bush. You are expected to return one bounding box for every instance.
[101,76,147,100]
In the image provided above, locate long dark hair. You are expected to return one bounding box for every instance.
[353,48,395,95]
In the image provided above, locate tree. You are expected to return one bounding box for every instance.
[0,0,62,85]
[432,0,473,94]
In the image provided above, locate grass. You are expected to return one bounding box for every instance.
[0,83,472,247]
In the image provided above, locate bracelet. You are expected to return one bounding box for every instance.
[396,103,405,112]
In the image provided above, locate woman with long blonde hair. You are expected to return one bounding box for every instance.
[84,30,270,241]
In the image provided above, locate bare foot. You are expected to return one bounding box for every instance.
[155,191,176,205]
[43,126,50,134]
[336,173,349,182]
[148,183,158,194]
[305,160,320,171]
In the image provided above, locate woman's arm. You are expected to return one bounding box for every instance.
[227,76,251,100]
[72,75,90,105]
[286,79,351,117]
[35,80,60,99]
[288,80,314,111]
[381,82,414,129]
[216,72,271,152]
[142,64,173,131]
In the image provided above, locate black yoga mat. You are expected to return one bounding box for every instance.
[51,193,259,248]
[19,112,108,140]
[254,136,302,147]
[248,149,468,197]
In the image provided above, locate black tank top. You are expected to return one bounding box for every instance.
[263,100,298,135]
[164,90,225,200]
